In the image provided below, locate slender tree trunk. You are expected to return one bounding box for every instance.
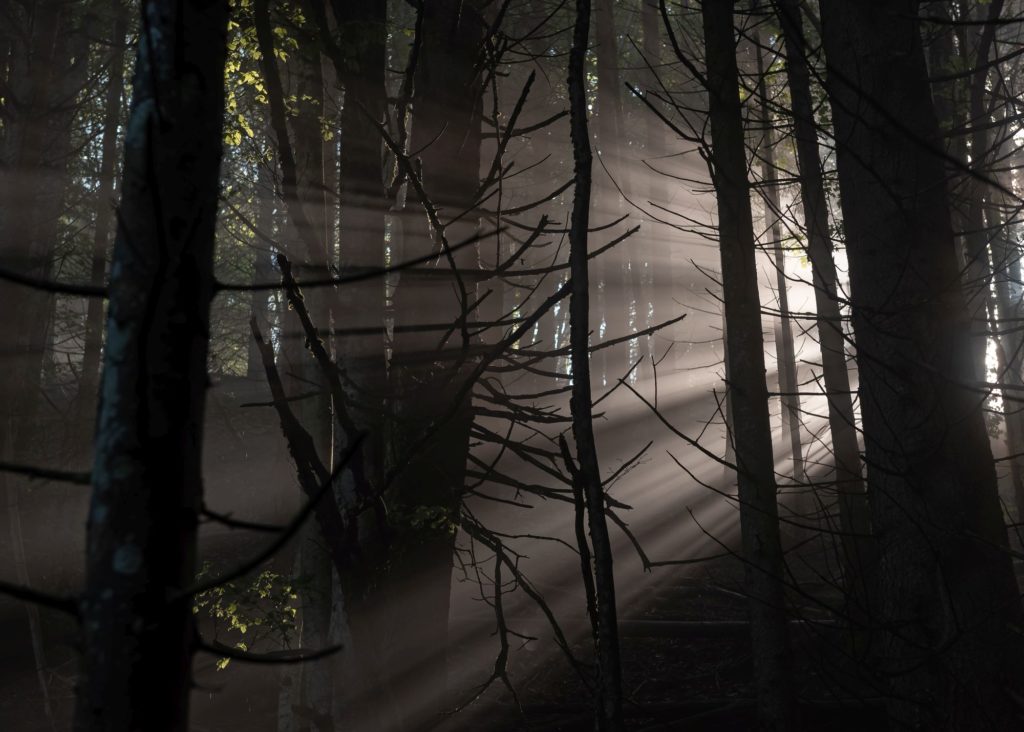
[753,28,804,487]
[701,2,797,727]
[775,0,872,605]
[818,2,1024,727]
[568,0,624,727]
[75,1,228,729]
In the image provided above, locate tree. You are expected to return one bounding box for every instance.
[751,22,804,489]
[386,0,487,716]
[74,1,229,729]
[818,1,1024,726]
[568,0,625,727]
[701,1,796,727]
[773,0,873,609]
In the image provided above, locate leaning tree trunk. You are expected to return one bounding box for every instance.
[818,1,1024,727]
[701,2,797,728]
[75,1,228,730]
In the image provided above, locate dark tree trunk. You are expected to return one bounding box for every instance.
[330,0,391,725]
[775,0,873,605]
[387,0,486,719]
[818,1,1024,727]
[701,2,797,727]
[334,0,387,504]
[74,1,228,729]
[568,0,624,727]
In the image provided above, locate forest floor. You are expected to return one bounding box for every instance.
[451,549,891,731]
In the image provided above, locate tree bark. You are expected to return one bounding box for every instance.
[387,0,486,719]
[568,0,624,727]
[701,2,797,727]
[818,1,1024,727]
[775,0,873,605]
[74,1,228,729]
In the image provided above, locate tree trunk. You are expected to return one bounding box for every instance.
[752,28,804,488]
[568,0,624,727]
[818,1,1024,727]
[701,2,797,728]
[775,0,873,605]
[74,1,228,729]
[330,0,391,725]
[387,0,486,720]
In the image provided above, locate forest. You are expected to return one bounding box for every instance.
[2,0,1024,730]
